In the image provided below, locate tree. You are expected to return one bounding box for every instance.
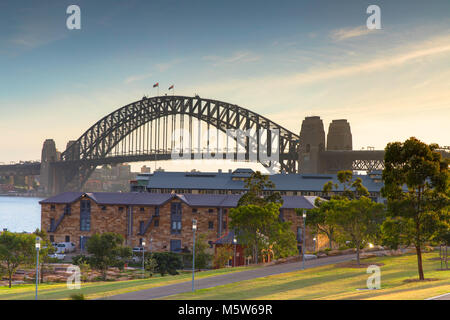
[86,232,130,280]
[238,171,283,207]
[34,229,56,283]
[327,197,385,265]
[213,245,233,268]
[144,256,158,277]
[382,137,449,280]
[190,233,213,270]
[152,252,183,276]
[230,203,297,263]
[0,231,35,288]
[323,170,370,200]
[304,198,339,249]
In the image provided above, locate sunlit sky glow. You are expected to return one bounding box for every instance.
[1,0,449,172]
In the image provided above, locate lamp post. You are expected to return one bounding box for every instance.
[233,235,237,267]
[142,240,146,278]
[302,211,306,270]
[150,237,153,256]
[35,236,40,300]
[192,219,197,292]
[313,237,317,253]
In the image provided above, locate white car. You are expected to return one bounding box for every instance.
[49,253,66,260]
[56,242,76,253]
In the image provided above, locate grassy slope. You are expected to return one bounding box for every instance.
[0,265,260,300]
[161,252,449,300]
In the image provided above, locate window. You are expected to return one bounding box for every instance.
[154,219,159,227]
[170,239,182,253]
[208,208,214,213]
[223,221,227,230]
[140,207,145,212]
[118,207,124,212]
[139,238,143,246]
[171,203,182,234]
[297,227,303,242]
[50,218,55,231]
[50,205,55,211]
[80,200,91,231]
[80,236,89,251]
[49,235,54,243]
[65,235,70,242]
[154,207,160,216]
[101,206,107,211]
[64,205,71,215]
[139,221,144,235]
[192,208,198,213]
[208,221,214,229]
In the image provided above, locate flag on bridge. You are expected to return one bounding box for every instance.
[168,85,174,90]
[153,82,159,88]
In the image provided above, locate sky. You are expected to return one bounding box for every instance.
[0,0,449,172]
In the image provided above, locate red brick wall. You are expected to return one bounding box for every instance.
[41,198,311,253]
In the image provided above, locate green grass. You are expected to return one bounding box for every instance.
[0,265,260,300]
[161,252,450,300]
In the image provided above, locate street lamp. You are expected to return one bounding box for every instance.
[141,240,146,278]
[233,235,237,267]
[192,219,197,292]
[302,211,306,270]
[35,236,41,300]
[313,237,317,253]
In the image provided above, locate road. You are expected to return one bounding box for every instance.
[103,253,359,300]
[426,293,450,300]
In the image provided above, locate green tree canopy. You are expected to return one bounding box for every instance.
[230,203,297,263]
[327,197,385,265]
[238,171,283,207]
[323,170,370,200]
[87,232,131,280]
[381,137,449,280]
[0,231,36,288]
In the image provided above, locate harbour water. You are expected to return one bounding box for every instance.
[0,196,43,232]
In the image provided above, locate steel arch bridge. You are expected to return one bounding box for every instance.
[51,95,301,193]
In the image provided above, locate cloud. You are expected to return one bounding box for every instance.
[203,51,260,66]
[330,25,375,41]
[124,72,153,84]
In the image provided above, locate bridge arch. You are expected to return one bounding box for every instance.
[57,95,300,192]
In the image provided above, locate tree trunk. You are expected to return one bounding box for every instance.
[415,244,425,280]
[8,271,12,288]
[329,238,332,250]
[356,242,360,266]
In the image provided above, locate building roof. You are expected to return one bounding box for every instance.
[40,192,320,209]
[140,169,384,193]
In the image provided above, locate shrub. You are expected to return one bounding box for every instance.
[152,252,183,276]
[72,254,91,266]
[70,293,85,300]
[214,245,233,269]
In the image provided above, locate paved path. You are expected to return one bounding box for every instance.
[426,293,450,300]
[103,253,358,300]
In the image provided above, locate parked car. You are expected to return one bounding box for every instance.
[56,242,76,253]
[132,247,146,253]
[49,252,66,260]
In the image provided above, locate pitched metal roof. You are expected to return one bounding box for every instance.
[39,192,83,204]
[40,192,320,209]
[142,170,384,192]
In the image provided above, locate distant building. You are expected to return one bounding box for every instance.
[40,192,322,256]
[130,168,386,203]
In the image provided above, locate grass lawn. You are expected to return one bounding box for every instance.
[0,265,260,300]
[161,252,450,300]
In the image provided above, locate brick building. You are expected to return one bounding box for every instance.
[40,192,321,255]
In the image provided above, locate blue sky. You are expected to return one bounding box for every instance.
[1,0,449,171]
